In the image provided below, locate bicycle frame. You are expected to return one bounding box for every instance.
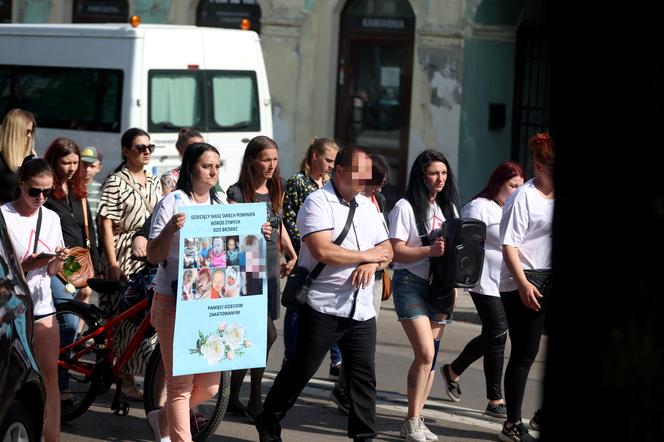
[58,296,154,379]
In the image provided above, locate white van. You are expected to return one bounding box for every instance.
[0,23,272,192]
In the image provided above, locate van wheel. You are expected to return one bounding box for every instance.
[0,400,35,442]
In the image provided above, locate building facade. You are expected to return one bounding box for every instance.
[1,0,550,206]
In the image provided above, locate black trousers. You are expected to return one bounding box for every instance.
[260,304,377,440]
[450,291,508,401]
[500,290,546,422]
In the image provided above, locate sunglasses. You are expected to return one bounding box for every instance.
[27,187,53,198]
[133,143,156,153]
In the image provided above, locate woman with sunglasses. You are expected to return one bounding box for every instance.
[0,108,37,204]
[1,156,68,442]
[98,127,162,400]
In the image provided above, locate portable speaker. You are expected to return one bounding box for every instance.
[432,218,487,288]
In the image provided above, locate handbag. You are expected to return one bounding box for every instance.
[380,270,392,301]
[58,199,95,289]
[281,200,357,308]
[523,269,552,298]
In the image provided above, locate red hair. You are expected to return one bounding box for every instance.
[475,161,526,201]
[529,132,555,168]
[43,137,87,200]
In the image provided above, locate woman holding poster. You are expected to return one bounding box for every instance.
[146,143,226,442]
[226,135,298,420]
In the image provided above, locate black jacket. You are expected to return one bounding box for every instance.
[0,156,18,205]
[44,191,100,271]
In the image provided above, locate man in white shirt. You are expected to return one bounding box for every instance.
[256,147,393,442]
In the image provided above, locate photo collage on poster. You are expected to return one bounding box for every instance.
[180,234,267,301]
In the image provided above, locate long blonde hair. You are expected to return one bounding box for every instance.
[0,109,36,172]
[300,137,338,179]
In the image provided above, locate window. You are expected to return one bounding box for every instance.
[0,65,123,132]
[148,69,259,133]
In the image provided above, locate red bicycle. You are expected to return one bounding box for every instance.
[56,272,230,441]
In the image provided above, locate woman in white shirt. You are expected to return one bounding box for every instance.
[441,162,525,419]
[497,133,555,442]
[388,149,460,442]
[1,156,68,442]
[146,143,226,442]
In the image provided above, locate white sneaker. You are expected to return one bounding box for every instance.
[400,417,427,442]
[419,417,438,441]
[147,409,171,442]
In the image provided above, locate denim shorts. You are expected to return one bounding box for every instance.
[392,269,452,324]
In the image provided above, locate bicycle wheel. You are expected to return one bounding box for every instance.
[55,301,103,423]
[144,343,230,442]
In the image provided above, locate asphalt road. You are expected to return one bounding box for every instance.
[60,289,545,441]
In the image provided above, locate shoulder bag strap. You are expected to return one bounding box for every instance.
[308,199,357,280]
[81,198,91,248]
[33,207,42,254]
[118,172,152,209]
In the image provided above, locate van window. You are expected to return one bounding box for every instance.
[0,65,123,132]
[150,73,202,128]
[148,70,259,133]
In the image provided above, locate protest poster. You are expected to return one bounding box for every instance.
[172,202,267,376]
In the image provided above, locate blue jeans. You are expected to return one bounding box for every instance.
[283,307,343,365]
[52,276,79,391]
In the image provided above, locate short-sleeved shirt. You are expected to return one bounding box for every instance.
[461,197,503,296]
[149,190,226,296]
[387,198,451,280]
[1,203,64,316]
[499,179,554,292]
[296,181,389,321]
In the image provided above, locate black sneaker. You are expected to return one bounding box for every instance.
[330,387,350,414]
[485,402,507,418]
[329,362,342,381]
[440,364,461,402]
[498,422,535,442]
[529,409,542,431]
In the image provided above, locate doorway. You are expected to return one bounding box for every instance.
[335,0,415,210]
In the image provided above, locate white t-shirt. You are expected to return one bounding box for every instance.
[461,197,503,297]
[387,198,452,280]
[1,203,64,316]
[499,179,554,292]
[149,190,226,296]
[296,181,389,321]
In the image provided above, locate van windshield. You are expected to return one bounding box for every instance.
[148,70,260,133]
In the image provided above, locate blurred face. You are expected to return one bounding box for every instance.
[312,147,337,177]
[227,238,236,251]
[199,272,209,284]
[255,148,278,180]
[19,174,53,210]
[496,176,524,205]
[424,161,447,198]
[184,272,192,283]
[123,134,153,168]
[213,272,224,290]
[82,160,102,183]
[336,151,372,197]
[192,150,221,190]
[227,274,235,286]
[55,153,79,182]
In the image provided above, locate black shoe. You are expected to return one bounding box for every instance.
[485,402,507,418]
[330,387,350,414]
[329,362,342,381]
[529,409,542,431]
[255,412,282,442]
[440,364,461,402]
[498,421,536,442]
